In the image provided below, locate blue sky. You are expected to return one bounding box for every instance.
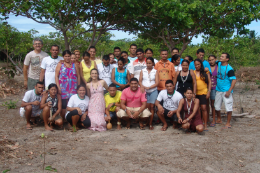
[6,15,260,45]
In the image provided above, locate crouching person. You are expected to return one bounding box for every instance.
[155,80,183,131]
[65,84,91,132]
[21,81,44,130]
[176,88,203,133]
[104,83,122,128]
[117,78,151,130]
[40,83,63,131]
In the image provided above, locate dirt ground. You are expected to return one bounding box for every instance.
[1,69,260,173]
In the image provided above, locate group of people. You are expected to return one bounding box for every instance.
[21,38,236,133]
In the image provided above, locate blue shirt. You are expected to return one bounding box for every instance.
[168,58,183,64]
[189,60,212,73]
[216,62,236,93]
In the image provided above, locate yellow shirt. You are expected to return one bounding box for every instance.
[104,91,122,112]
[196,73,208,95]
[82,60,95,82]
[95,59,102,64]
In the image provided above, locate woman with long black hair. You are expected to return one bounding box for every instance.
[194,59,211,131]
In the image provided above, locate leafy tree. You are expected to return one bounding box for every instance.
[129,0,260,55]
[0,0,152,50]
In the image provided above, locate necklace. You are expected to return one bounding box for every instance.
[165,90,175,108]
[186,98,192,114]
[220,64,228,80]
[85,61,91,68]
[64,62,72,68]
[180,70,189,87]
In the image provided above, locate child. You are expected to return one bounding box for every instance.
[208,55,218,126]
[215,53,236,129]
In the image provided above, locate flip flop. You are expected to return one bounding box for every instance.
[26,126,32,130]
[139,125,145,130]
[161,126,168,131]
[210,123,216,127]
[222,126,232,129]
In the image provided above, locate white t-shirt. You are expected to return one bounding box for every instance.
[141,68,157,93]
[128,56,138,62]
[157,90,183,111]
[66,94,90,118]
[97,63,113,90]
[174,64,182,72]
[130,59,147,80]
[22,89,42,116]
[154,59,158,64]
[41,56,63,88]
[24,50,49,80]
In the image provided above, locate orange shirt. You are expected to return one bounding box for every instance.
[154,60,175,90]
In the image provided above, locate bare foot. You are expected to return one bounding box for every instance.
[149,125,154,130]
[117,125,122,130]
[126,121,131,129]
[216,119,222,124]
[45,126,53,131]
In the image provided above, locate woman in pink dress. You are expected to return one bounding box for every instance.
[86,68,109,131]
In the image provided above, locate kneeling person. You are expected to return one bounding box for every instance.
[176,88,203,133]
[21,81,44,130]
[117,78,151,130]
[66,85,91,132]
[104,84,121,126]
[155,80,183,131]
[40,83,63,131]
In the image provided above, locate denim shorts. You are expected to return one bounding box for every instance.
[210,89,216,100]
[146,90,158,104]
[104,112,117,119]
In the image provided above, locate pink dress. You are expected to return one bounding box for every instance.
[88,81,106,131]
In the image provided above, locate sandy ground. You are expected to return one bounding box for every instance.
[0,74,260,173]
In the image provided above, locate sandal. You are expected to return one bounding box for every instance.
[161,126,168,131]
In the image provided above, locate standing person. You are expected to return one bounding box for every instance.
[154,50,175,92]
[71,53,80,65]
[155,80,183,131]
[86,69,109,131]
[40,83,63,131]
[130,48,147,80]
[171,54,182,72]
[66,85,91,132]
[194,59,211,131]
[40,45,63,90]
[80,52,97,84]
[117,78,151,130]
[104,84,122,127]
[21,81,44,130]
[97,55,114,94]
[111,58,130,91]
[128,44,138,62]
[23,38,48,90]
[88,46,102,64]
[139,57,159,130]
[184,55,193,63]
[113,47,121,61]
[208,55,218,127]
[55,50,80,120]
[176,88,203,133]
[174,60,196,97]
[168,47,183,63]
[109,53,117,67]
[144,48,158,64]
[120,51,130,69]
[74,50,81,62]
[215,53,236,129]
[189,48,211,73]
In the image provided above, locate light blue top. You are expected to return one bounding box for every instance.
[216,62,236,93]
[128,56,138,62]
[189,60,212,74]
[115,68,127,87]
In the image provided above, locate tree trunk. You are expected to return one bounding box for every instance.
[63,31,70,50]
[3,52,23,73]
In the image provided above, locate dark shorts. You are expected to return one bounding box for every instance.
[196,95,207,105]
[66,109,91,128]
[62,99,68,109]
[163,108,178,122]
